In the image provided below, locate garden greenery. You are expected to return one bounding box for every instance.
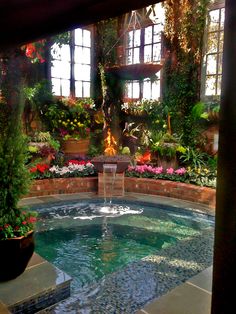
[163,0,209,147]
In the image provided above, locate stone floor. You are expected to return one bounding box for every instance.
[17,192,214,314]
[0,254,71,313]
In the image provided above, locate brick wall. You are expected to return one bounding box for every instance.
[124,177,216,208]
[27,177,98,197]
[27,176,216,208]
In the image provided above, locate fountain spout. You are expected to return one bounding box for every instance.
[103,164,117,204]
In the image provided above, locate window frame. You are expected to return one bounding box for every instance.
[124,21,163,101]
[50,26,93,98]
[201,0,225,101]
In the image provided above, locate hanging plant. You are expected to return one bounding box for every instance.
[21,39,46,63]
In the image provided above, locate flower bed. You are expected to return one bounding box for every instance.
[26,161,216,208]
[29,160,96,179]
[126,164,216,188]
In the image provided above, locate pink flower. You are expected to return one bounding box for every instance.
[166,168,174,175]
[22,221,27,225]
[175,167,186,175]
[154,166,163,174]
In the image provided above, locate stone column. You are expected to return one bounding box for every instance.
[211,1,236,313]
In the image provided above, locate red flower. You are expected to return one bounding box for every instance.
[30,166,38,173]
[4,224,10,228]
[14,226,20,231]
[22,221,27,225]
[37,164,49,173]
[28,217,37,223]
[25,43,36,58]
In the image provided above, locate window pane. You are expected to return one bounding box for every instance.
[127,31,133,48]
[51,78,61,96]
[143,80,151,99]
[153,43,161,62]
[74,64,90,80]
[134,29,141,47]
[152,80,161,99]
[74,28,83,45]
[75,46,83,61]
[133,48,140,63]
[219,31,224,52]
[126,82,132,98]
[144,45,152,62]
[75,47,90,64]
[206,54,217,75]
[205,76,216,95]
[83,29,91,47]
[60,45,71,61]
[51,43,61,60]
[83,47,91,64]
[61,79,70,96]
[133,81,140,98]
[75,81,82,97]
[207,32,218,53]
[218,53,223,74]
[83,82,91,97]
[217,75,222,95]
[126,49,133,64]
[145,26,153,45]
[220,8,225,30]
[208,10,220,32]
[51,60,70,79]
[153,25,162,42]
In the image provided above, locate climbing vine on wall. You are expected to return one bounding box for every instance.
[163,0,209,147]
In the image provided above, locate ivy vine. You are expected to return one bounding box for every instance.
[163,0,209,147]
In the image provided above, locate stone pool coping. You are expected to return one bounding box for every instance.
[18,192,214,314]
[27,176,216,209]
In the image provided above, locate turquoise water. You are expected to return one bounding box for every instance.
[35,200,214,294]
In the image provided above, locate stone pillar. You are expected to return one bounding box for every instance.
[211,1,236,313]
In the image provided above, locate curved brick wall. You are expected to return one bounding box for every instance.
[27,176,216,208]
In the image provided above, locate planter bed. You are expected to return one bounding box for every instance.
[27,177,215,209]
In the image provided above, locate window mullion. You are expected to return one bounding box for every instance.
[70,30,75,97]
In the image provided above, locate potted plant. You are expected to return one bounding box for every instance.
[150,132,184,169]
[0,56,37,281]
[45,97,94,156]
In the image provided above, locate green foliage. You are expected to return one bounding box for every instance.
[150,131,181,159]
[96,19,118,66]
[44,97,94,139]
[163,0,209,147]
[180,147,208,168]
[32,131,60,150]
[0,92,32,223]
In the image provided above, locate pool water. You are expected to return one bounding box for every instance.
[35,200,214,295]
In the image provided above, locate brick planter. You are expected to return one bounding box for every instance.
[27,177,216,209]
[124,177,216,208]
[27,177,98,197]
